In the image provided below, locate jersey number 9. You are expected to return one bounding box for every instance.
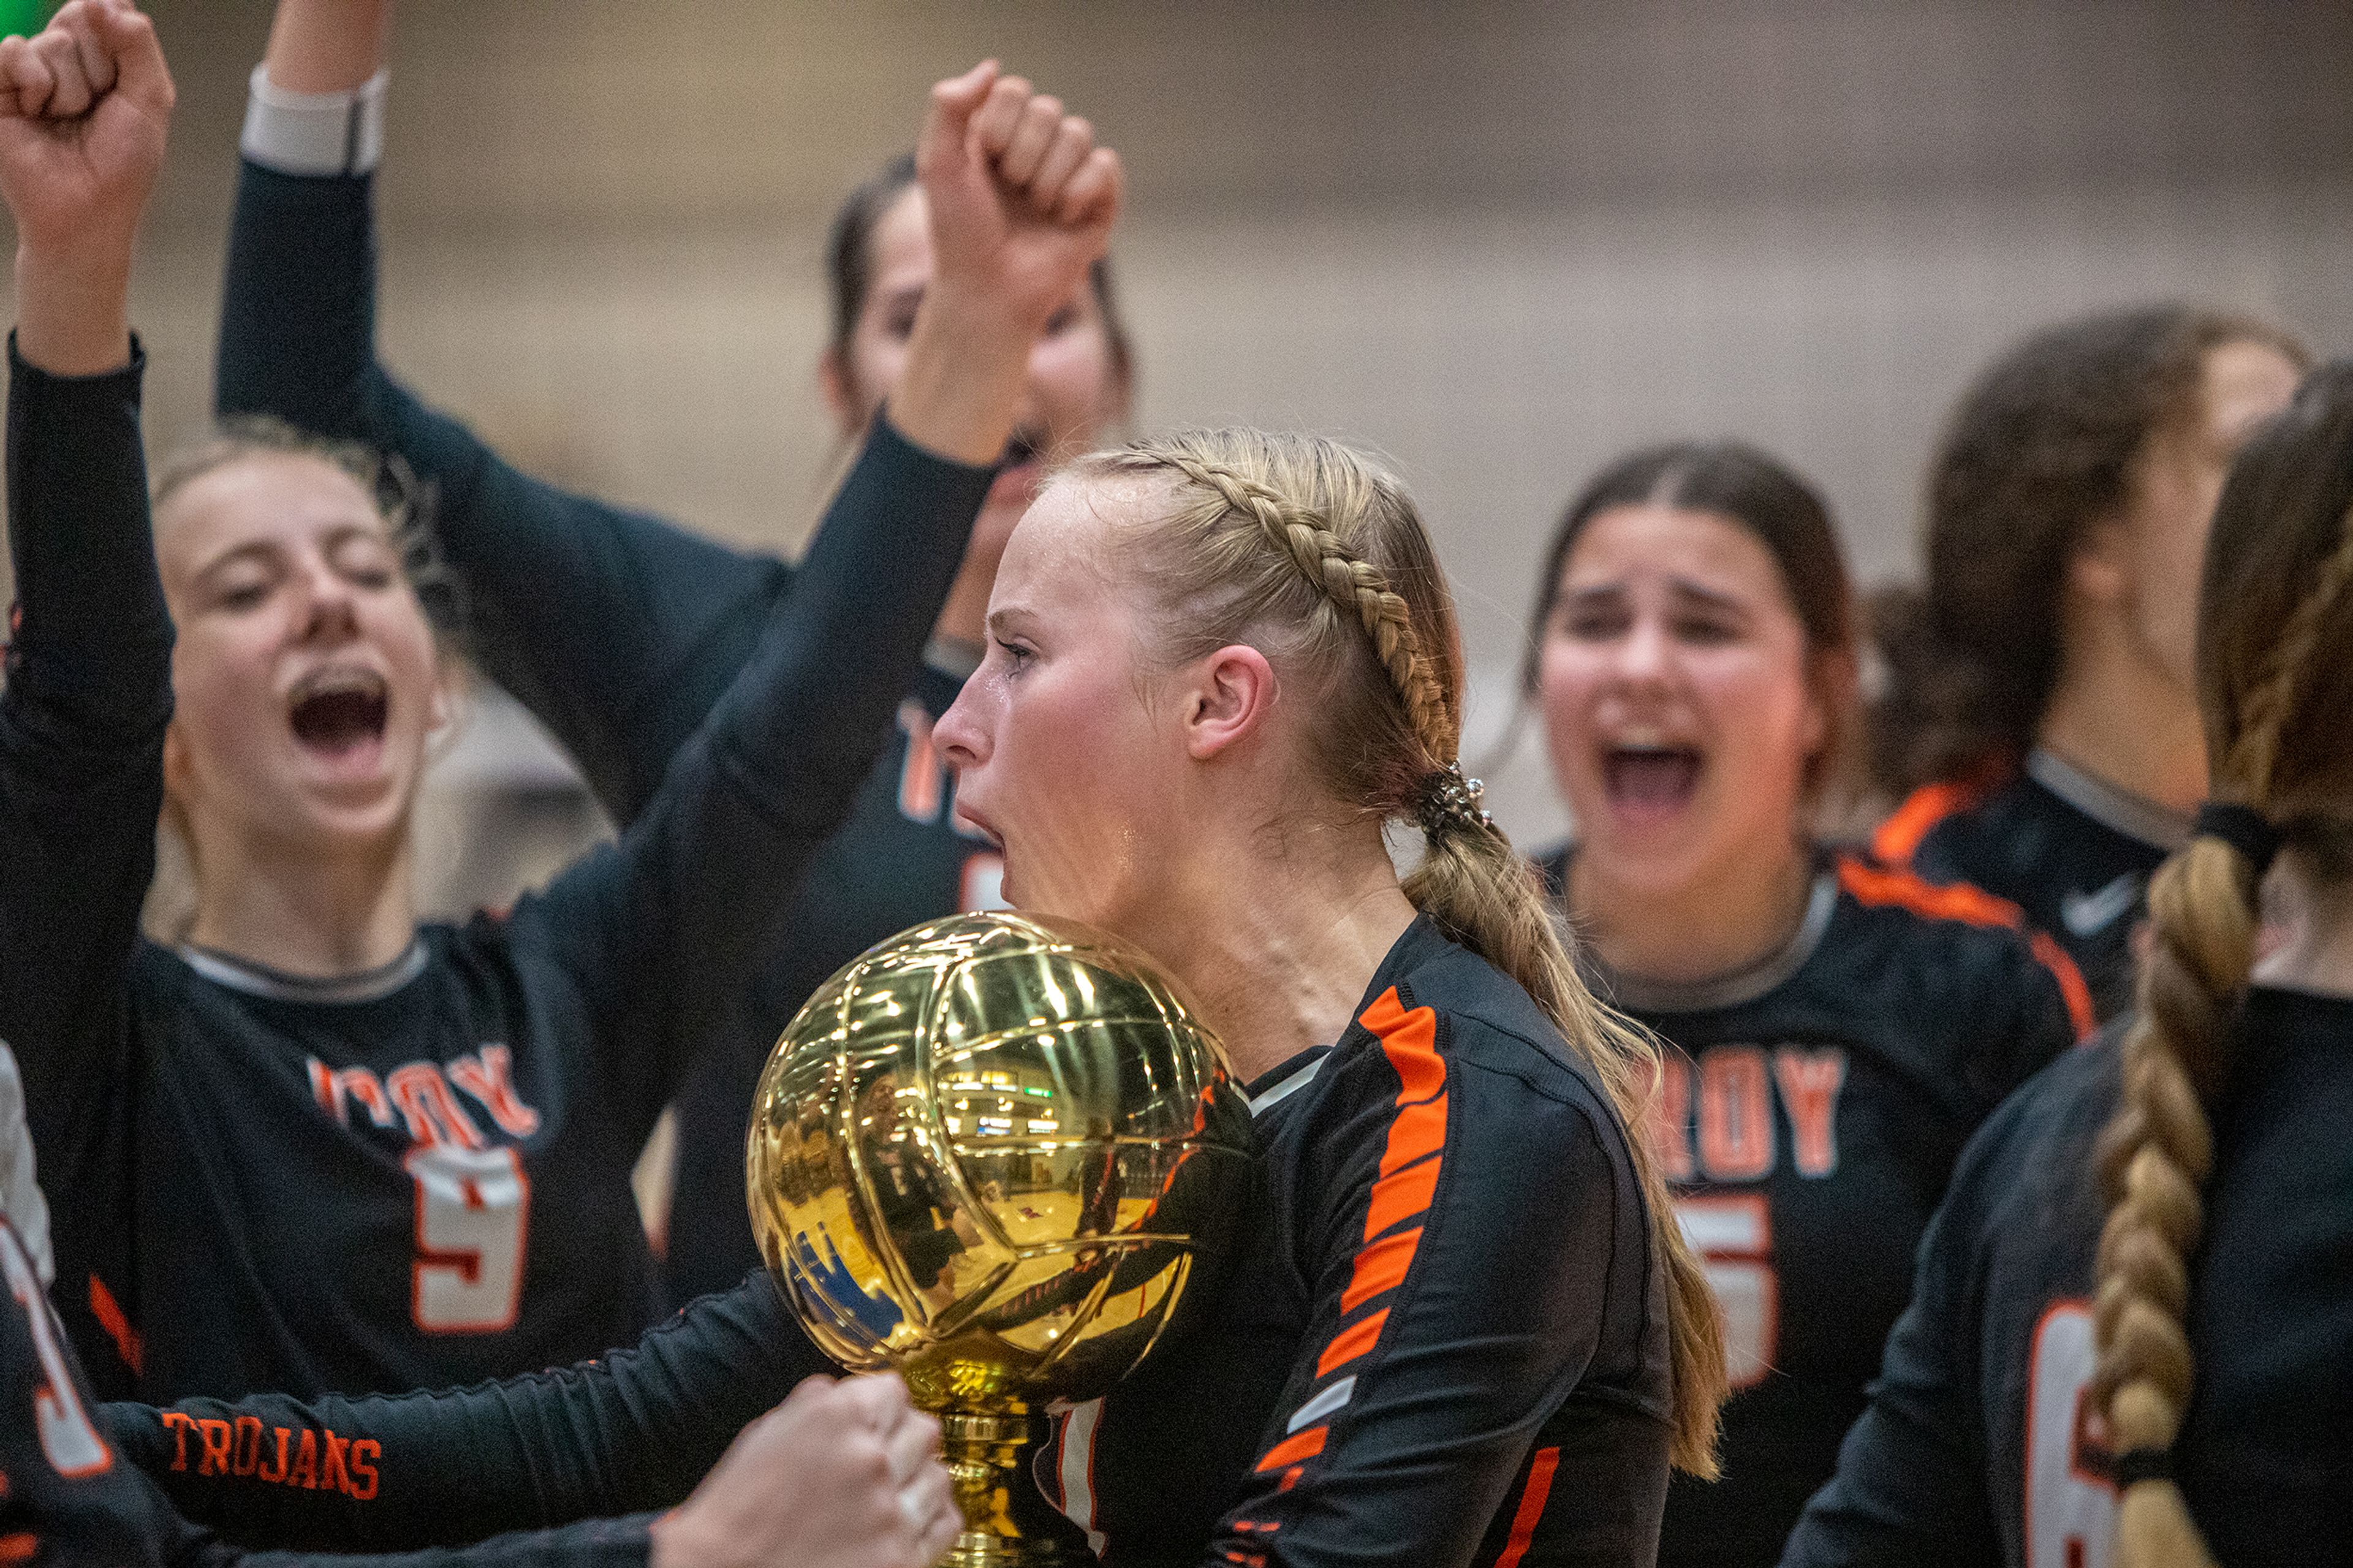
[406,1146,530,1334]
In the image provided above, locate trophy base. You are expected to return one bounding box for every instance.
[938,1411,1083,1567]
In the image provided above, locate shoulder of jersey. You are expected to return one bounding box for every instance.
[1949,1018,2123,1212]
[1830,852,2096,1040]
[1389,939,1616,1110]
[1870,769,2023,880]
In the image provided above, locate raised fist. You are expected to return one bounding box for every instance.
[0,0,174,255]
[915,60,1122,339]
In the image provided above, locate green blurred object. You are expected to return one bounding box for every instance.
[0,0,58,40]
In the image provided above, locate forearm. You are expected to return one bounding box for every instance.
[887,278,1041,466]
[14,240,132,378]
[108,1274,818,1553]
[218,151,782,824]
[558,413,991,1105]
[260,0,390,95]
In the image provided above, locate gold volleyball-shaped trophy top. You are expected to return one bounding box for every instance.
[748,911,1255,1566]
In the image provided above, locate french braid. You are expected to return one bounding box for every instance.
[1064,428,1728,1475]
[2090,371,2353,1568]
[1147,447,1457,762]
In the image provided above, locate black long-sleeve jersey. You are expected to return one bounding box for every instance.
[1780,987,2353,1567]
[1,1214,658,1568]
[1873,750,2189,1024]
[2,330,994,1404]
[110,917,1680,1568]
[217,143,1009,1306]
[1536,847,2090,1568]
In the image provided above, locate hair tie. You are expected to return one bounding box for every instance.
[2192,801,2283,874]
[1416,762,1494,839]
[2109,1447,2175,1489]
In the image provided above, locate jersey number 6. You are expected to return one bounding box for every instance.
[2,1225,113,1477]
[406,1146,530,1334]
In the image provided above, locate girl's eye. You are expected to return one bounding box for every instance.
[1043,305,1080,338]
[1675,618,1739,645]
[218,582,270,612]
[1559,610,1625,640]
[996,638,1034,670]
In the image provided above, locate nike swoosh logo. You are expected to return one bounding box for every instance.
[2059,873,2142,937]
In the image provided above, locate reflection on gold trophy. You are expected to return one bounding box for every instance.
[747,912,1255,1566]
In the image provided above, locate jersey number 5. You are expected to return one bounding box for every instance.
[1676,1194,1777,1390]
[406,1146,530,1334]
[1,1225,113,1477]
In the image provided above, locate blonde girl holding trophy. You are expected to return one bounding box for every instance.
[113,428,1727,1568]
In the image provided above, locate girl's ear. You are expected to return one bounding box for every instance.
[1182,644,1278,762]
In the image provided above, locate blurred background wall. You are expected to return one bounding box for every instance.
[6,0,2351,902]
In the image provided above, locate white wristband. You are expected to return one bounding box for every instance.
[241,64,389,177]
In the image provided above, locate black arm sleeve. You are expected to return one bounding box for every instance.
[199,1516,657,1568]
[0,341,169,1330]
[216,159,786,825]
[8,1205,657,1568]
[1776,1127,2003,1567]
[496,412,991,1132]
[106,1274,820,1553]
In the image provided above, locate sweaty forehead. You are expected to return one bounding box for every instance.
[998,481,1117,590]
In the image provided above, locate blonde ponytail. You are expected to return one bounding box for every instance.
[2090,405,2353,1566]
[1070,428,1727,1475]
[1407,824,1729,1475]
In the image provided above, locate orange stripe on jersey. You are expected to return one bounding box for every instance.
[0,1533,36,1564]
[1364,1153,1442,1239]
[1379,1093,1447,1175]
[1840,855,2097,1040]
[1836,855,2027,930]
[1872,769,2001,866]
[86,1275,142,1379]
[1341,1225,1422,1314]
[1494,1445,1562,1568]
[1254,1425,1327,1474]
[2028,931,2097,1042]
[1315,1308,1389,1379]
[1279,988,1449,1458]
[1360,987,1446,1105]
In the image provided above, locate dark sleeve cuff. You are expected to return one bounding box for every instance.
[9,330,145,391]
[872,402,1006,488]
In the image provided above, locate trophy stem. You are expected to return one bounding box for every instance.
[938,1410,1074,1567]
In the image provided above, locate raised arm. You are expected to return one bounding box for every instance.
[0,0,174,1319]
[513,67,1120,1135]
[218,0,789,822]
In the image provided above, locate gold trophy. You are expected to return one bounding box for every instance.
[747,912,1254,1566]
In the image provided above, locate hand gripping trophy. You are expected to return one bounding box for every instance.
[748,912,1256,1566]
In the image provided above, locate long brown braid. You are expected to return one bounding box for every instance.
[2090,363,2353,1567]
[1064,428,1728,1476]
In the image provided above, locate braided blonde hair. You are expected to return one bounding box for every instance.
[1061,428,1727,1475]
[2091,362,2353,1567]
